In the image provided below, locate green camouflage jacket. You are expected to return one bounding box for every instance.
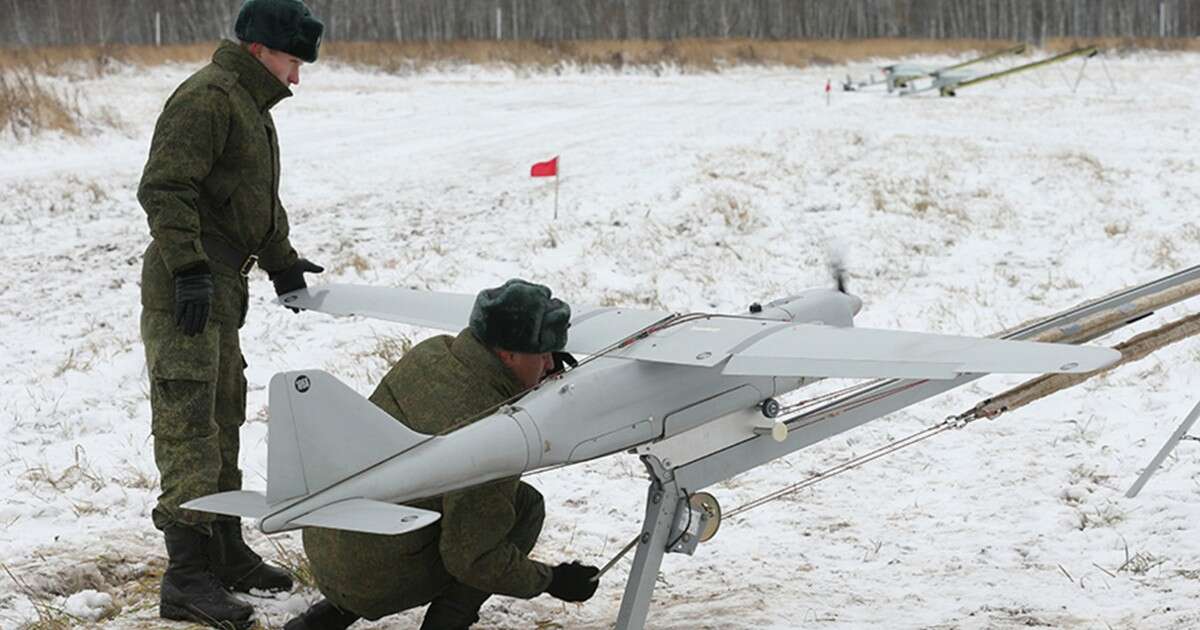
[302,330,554,617]
[138,39,299,323]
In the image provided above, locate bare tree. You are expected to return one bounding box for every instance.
[3,0,1198,48]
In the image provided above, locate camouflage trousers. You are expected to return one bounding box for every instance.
[305,482,546,622]
[142,307,246,533]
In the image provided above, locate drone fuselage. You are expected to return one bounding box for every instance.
[257,289,858,533]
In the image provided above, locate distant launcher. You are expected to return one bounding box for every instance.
[843,44,1101,98]
[906,46,1099,97]
[843,44,1026,93]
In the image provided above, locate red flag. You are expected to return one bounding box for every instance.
[825,79,831,93]
[531,156,558,178]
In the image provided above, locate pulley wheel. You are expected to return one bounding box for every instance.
[689,492,721,542]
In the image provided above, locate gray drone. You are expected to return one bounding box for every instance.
[186,279,1118,628]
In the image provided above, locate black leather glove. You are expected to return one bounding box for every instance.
[174,264,213,337]
[269,258,324,311]
[549,351,578,376]
[546,561,600,603]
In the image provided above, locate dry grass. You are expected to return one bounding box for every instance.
[1075,502,1127,530]
[1099,540,1168,577]
[1104,221,1130,237]
[0,68,81,138]
[0,43,211,75]
[18,446,105,495]
[324,37,1048,72]
[1054,150,1111,183]
[1,560,124,629]
[1181,223,1200,244]
[3,36,1194,79]
[0,43,209,139]
[51,348,94,378]
[1149,235,1181,270]
[1047,36,1200,54]
[711,191,758,233]
[323,37,1200,71]
[340,332,413,386]
[364,333,413,367]
[596,288,666,310]
[1115,550,1166,575]
[113,464,157,491]
[3,563,72,630]
[265,536,315,589]
[869,174,970,226]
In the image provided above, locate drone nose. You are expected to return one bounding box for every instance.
[844,293,863,316]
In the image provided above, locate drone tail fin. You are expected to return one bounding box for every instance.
[182,370,437,533]
[263,370,432,506]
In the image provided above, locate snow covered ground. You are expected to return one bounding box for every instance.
[1,50,1199,629]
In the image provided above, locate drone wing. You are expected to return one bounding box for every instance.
[277,284,671,355]
[720,324,1120,379]
[282,286,1117,379]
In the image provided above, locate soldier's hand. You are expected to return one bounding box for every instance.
[546,561,600,603]
[549,351,578,377]
[174,265,213,337]
[270,258,324,312]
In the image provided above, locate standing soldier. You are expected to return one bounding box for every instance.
[138,1,325,627]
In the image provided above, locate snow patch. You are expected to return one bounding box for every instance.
[63,589,114,621]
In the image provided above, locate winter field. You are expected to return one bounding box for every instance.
[1,50,1199,629]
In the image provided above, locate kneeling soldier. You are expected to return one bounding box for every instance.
[286,279,601,629]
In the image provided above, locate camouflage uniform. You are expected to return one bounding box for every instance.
[139,39,300,532]
[302,329,555,621]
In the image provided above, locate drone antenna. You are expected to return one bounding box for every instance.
[826,249,848,294]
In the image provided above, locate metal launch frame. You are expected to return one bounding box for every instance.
[612,263,1200,629]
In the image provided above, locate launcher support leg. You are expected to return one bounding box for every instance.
[1072,56,1090,93]
[615,456,682,630]
[1126,398,1200,498]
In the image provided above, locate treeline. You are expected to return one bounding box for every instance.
[3,0,1198,47]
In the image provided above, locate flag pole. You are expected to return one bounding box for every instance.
[553,156,560,220]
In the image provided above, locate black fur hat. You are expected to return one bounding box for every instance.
[235,0,324,63]
[470,279,571,354]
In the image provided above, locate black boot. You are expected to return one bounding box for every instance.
[419,581,490,630]
[160,524,255,630]
[210,518,294,593]
[283,598,360,630]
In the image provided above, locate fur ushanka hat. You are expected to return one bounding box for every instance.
[469,279,571,354]
[235,0,324,63]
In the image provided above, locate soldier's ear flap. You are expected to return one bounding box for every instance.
[296,15,323,62]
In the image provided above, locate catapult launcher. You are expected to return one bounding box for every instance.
[844,44,1102,98]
